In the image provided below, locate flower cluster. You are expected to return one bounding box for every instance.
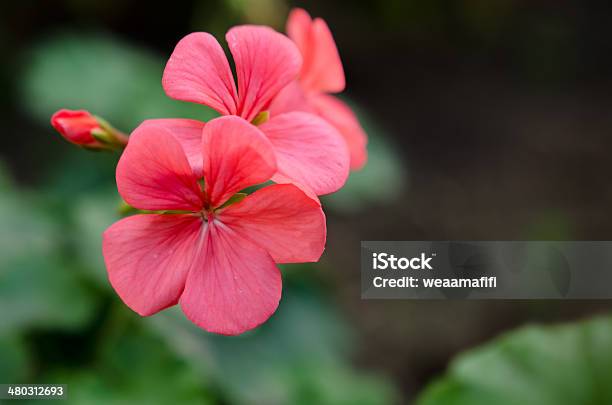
[51,9,368,335]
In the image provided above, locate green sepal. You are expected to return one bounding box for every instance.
[215,193,248,211]
[118,200,193,217]
[90,128,114,145]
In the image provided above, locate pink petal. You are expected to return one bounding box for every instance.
[226,25,302,121]
[287,8,345,94]
[218,184,325,263]
[260,112,349,195]
[268,80,314,117]
[117,123,203,211]
[179,221,281,335]
[50,109,103,147]
[310,94,368,170]
[103,214,204,316]
[163,33,238,115]
[287,8,311,53]
[138,119,205,177]
[203,116,276,207]
[268,174,321,202]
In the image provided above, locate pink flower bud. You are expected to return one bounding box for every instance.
[51,109,105,148]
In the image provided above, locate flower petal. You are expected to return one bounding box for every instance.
[268,80,314,117]
[286,8,311,53]
[260,112,349,195]
[179,221,281,335]
[117,122,203,211]
[163,32,238,115]
[203,116,276,207]
[218,184,326,263]
[139,119,206,177]
[287,8,345,94]
[226,25,302,121]
[310,94,368,170]
[50,109,103,147]
[103,214,204,316]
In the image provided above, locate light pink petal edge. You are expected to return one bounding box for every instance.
[219,183,326,263]
[287,8,345,94]
[138,118,206,177]
[103,214,204,316]
[227,25,302,121]
[117,123,203,211]
[260,111,349,195]
[179,221,281,335]
[163,32,238,115]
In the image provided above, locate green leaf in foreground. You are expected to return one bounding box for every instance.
[417,316,612,405]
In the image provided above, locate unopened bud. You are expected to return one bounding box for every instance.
[51,109,128,150]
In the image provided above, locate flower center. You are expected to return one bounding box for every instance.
[251,111,270,126]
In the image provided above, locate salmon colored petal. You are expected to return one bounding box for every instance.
[203,116,276,207]
[287,8,345,94]
[286,8,311,54]
[218,184,325,263]
[260,112,349,195]
[117,123,203,211]
[310,94,368,170]
[268,174,321,202]
[163,33,238,115]
[268,80,314,116]
[103,214,204,316]
[179,221,281,335]
[226,25,302,121]
[139,119,206,177]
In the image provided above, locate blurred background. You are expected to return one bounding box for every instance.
[2,0,612,404]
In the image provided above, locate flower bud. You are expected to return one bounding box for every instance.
[51,109,128,150]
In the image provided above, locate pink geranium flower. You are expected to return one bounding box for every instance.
[162,25,349,195]
[102,116,326,335]
[270,8,368,170]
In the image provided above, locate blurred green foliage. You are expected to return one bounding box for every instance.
[21,33,218,132]
[417,316,612,405]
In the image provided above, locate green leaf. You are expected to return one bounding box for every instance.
[0,336,30,383]
[20,33,217,132]
[0,177,98,333]
[71,191,122,286]
[215,193,247,211]
[417,316,612,405]
[146,288,399,404]
[42,326,216,405]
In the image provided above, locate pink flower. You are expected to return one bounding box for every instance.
[51,109,105,148]
[270,8,368,170]
[51,109,128,150]
[102,116,326,335]
[162,25,349,195]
